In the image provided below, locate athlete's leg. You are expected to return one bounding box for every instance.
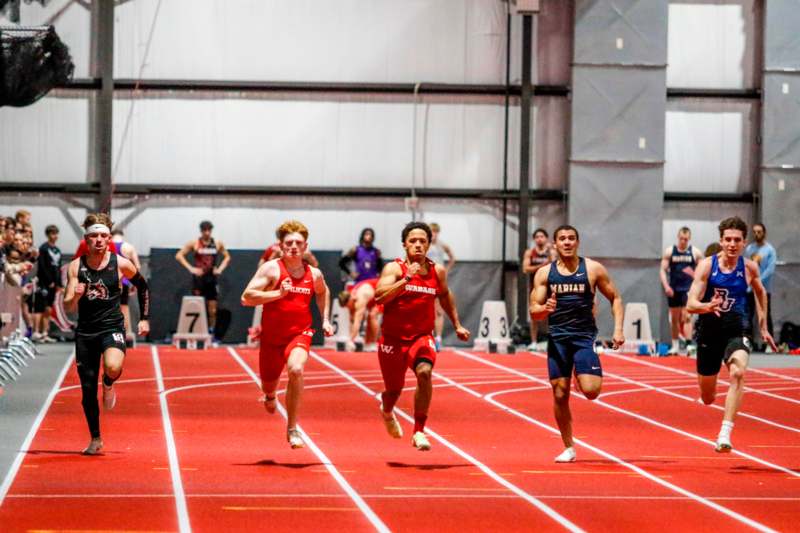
[669,307,682,351]
[722,349,749,423]
[378,340,406,412]
[573,341,603,400]
[683,308,694,341]
[698,374,718,405]
[285,346,309,431]
[365,307,379,345]
[102,347,125,383]
[258,344,285,414]
[413,361,433,433]
[696,337,723,404]
[434,299,444,346]
[551,378,573,448]
[207,299,217,330]
[75,336,103,452]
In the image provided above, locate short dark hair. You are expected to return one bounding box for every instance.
[718,216,747,239]
[533,228,549,238]
[199,220,213,231]
[44,224,59,236]
[678,226,691,235]
[553,224,579,240]
[112,228,124,237]
[401,221,432,242]
[753,222,766,234]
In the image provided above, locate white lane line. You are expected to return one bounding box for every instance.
[6,493,800,501]
[748,367,800,384]
[309,351,586,533]
[151,345,192,533]
[455,350,800,481]
[0,350,74,507]
[440,362,778,533]
[600,352,800,406]
[226,348,390,533]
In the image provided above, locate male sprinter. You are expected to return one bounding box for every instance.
[338,277,381,351]
[687,216,776,452]
[531,225,624,463]
[241,220,333,449]
[63,213,150,455]
[375,222,470,451]
[660,227,703,354]
[175,220,231,339]
[523,228,555,348]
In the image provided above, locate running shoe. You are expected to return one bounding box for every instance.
[411,431,431,451]
[82,438,104,456]
[554,447,576,463]
[715,434,732,453]
[287,428,305,449]
[102,383,116,410]
[262,394,277,414]
[379,402,403,439]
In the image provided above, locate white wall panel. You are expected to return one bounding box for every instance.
[112,95,515,189]
[664,99,757,193]
[112,196,508,261]
[1,2,91,78]
[663,201,753,251]
[114,0,511,84]
[0,94,90,182]
[667,1,759,89]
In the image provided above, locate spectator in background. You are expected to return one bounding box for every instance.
[15,209,31,227]
[522,228,554,349]
[660,227,703,354]
[3,217,16,250]
[745,223,777,347]
[33,224,62,343]
[258,228,319,269]
[339,227,382,285]
[112,228,143,343]
[427,222,456,351]
[705,242,722,258]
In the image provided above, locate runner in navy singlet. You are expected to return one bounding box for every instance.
[687,216,776,453]
[660,227,703,354]
[530,225,624,463]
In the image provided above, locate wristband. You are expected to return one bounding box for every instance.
[404,275,412,282]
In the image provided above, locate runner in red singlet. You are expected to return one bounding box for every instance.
[338,277,381,351]
[375,222,470,451]
[241,220,333,449]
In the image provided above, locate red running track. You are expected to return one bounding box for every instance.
[0,345,798,532]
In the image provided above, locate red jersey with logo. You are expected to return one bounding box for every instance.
[75,240,117,258]
[195,238,218,275]
[260,259,315,346]
[381,259,441,342]
[351,278,379,309]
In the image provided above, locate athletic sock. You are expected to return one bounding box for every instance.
[671,339,680,351]
[413,413,428,433]
[719,420,734,438]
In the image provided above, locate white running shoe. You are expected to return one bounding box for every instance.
[715,434,732,453]
[102,384,116,410]
[411,431,431,451]
[554,447,576,463]
[379,403,403,439]
[363,343,378,352]
[82,438,104,456]
[262,394,277,414]
[287,428,304,449]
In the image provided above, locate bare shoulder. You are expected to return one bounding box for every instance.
[743,257,760,273]
[534,262,551,283]
[584,257,607,276]
[382,260,402,275]
[310,265,325,281]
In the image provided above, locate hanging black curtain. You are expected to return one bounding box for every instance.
[0,25,73,107]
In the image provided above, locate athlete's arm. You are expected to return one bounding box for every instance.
[659,246,673,296]
[338,247,356,277]
[592,260,624,349]
[747,259,778,351]
[693,245,704,262]
[435,264,470,341]
[118,257,150,336]
[374,261,408,305]
[121,242,142,271]
[214,241,231,275]
[241,261,288,306]
[530,265,554,321]
[312,267,333,336]
[686,258,721,315]
[175,241,202,276]
[62,259,83,313]
[442,243,456,271]
[521,249,535,274]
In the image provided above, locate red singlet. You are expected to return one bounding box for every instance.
[74,240,116,258]
[381,259,440,342]
[260,259,314,346]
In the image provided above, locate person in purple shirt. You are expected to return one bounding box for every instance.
[340,227,383,284]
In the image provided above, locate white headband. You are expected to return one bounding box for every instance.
[84,224,111,236]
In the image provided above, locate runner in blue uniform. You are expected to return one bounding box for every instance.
[687,217,776,453]
[530,225,625,463]
[660,227,703,354]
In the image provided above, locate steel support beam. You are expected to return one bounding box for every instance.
[516,14,534,326]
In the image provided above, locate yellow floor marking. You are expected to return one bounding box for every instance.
[39,428,55,431]
[52,401,64,405]
[223,506,358,512]
[384,486,506,492]
[22,465,39,468]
